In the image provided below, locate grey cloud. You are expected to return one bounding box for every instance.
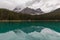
[25,0,40,6]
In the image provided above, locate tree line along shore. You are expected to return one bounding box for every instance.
[0,8,60,20]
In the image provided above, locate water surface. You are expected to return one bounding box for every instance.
[0,21,60,33]
[0,21,60,40]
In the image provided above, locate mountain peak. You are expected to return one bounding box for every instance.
[13,7,21,12]
[13,7,44,15]
[36,8,43,13]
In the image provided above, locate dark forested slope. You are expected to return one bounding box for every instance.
[0,8,60,20]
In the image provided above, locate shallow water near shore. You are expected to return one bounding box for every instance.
[0,21,60,40]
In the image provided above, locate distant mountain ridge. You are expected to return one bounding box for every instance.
[14,7,44,15]
[0,8,60,20]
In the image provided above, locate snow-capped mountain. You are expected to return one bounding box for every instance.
[14,6,21,12]
[14,7,44,15]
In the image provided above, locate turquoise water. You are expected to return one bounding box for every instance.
[0,21,60,33]
[0,21,60,40]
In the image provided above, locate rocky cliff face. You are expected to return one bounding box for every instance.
[15,7,44,15]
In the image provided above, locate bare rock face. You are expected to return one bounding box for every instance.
[13,7,21,12]
[20,7,44,15]
[13,6,44,15]
[36,8,43,13]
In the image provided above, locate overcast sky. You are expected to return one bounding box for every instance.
[0,0,31,10]
[0,0,60,13]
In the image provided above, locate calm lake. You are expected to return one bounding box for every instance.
[0,21,60,40]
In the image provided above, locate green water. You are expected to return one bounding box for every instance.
[0,21,60,33]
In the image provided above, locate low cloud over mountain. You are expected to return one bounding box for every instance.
[0,0,60,13]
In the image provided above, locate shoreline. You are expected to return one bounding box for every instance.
[0,20,60,22]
